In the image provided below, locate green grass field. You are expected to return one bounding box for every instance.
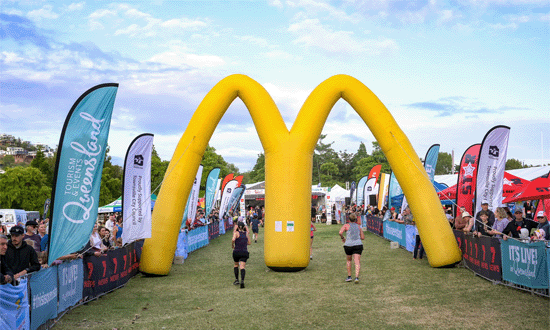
[55,225,549,330]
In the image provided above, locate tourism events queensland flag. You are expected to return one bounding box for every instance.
[356,176,369,206]
[48,84,118,264]
[122,133,154,245]
[456,144,481,218]
[475,126,510,217]
[205,167,220,217]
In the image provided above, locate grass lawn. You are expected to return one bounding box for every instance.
[55,224,549,330]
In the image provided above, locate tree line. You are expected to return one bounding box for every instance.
[0,134,540,212]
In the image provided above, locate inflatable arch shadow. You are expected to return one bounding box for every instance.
[140,74,462,275]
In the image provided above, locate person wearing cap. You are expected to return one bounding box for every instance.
[534,211,549,240]
[0,234,14,285]
[475,201,495,230]
[502,207,536,240]
[5,226,40,280]
[231,221,251,288]
[23,220,42,253]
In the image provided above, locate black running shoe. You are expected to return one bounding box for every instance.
[233,280,240,285]
[345,276,352,282]
[240,281,245,289]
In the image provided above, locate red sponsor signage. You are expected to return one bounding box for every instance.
[456,144,481,218]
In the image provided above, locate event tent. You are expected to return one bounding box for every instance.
[98,194,157,214]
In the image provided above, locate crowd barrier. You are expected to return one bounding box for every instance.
[175,219,231,261]
[366,215,550,297]
[0,240,143,330]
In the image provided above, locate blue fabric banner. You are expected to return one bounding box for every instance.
[388,172,402,211]
[30,267,58,330]
[219,219,225,235]
[58,259,84,313]
[205,168,220,217]
[405,225,416,252]
[175,231,188,259]
[501,239,549,289]
[49,84,118,264]
[383,221,407,247]
[0,279,30,330]
[361,215,366,229]
[356,176,368,206]
[423,144,440,183]
[186,226,209,253]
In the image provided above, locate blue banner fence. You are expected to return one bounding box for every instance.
[0,240,143,330]
[368,215,550,297]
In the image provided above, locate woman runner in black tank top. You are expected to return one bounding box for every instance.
[232,222,251,288]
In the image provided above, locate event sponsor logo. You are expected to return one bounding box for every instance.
[32,288,57,309]
[508,245,537,278]
[385,226,402,239]
[462,163,475,177]
[187,230,209,246]
[133,154,144,167]
[488,145,499,158]
[62,112,106,224]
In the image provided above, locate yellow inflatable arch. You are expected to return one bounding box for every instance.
[140,74,462,275]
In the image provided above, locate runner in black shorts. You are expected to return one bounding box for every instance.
[339,213,365,283]
[232,222,251,288]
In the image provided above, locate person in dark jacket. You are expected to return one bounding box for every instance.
[5,226,40,280]
[0,234,14,285]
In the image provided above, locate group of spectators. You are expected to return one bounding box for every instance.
[450,200,549,242]
[0,211,131,286]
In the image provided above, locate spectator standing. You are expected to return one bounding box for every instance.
[23,220,41,253]
[502,208,536,240]
[461,211,475,233]
[339,213,365,283]
[105,214,115,231]
[5,226,40,280]
[473,211,491,237]
[486,207,510,239]
[475,201,495,230]
[250,213,262,243]
[310,220,317,260]
[0,234,14,285]
[38,223,49,252]
[533,211,549,240]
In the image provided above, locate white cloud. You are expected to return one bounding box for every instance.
[290,0,362,23]
[489,22,518,29]
[149,47,225,69]
[27,5,58,20]
[288,19,398,56]
[541,13,550,21]
[161,18,208,29]
[237,35,272,48]
[269,0,284,9]
[262,82,311,120]
[66,2,84,12]
[437,9,462,25]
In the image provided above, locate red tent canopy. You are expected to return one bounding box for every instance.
[438,185,457,200]
[502,172,530,198]
[501,177,550,203]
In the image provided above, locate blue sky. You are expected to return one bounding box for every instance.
[1,0,549,171]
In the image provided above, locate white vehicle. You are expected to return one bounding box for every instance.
[0,209,28,231]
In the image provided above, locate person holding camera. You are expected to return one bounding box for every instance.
[231,221,251,288]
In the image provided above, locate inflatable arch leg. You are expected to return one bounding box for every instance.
[140,74,462,275]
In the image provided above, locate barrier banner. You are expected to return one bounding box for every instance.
[501,239,548,289]
[0,279,30,330]
[58,259,84,313]
[208,221,220,240]
[83,241,142,298]
[219,219,225,235]
[225,218,232,231]
[175,231,188,259]
[454,231,502,281]
[366,215,383,237]
[405,225,416,252]
[186,226,209,253]
[383,221,406,247]
[361,215,366,229]
[30,266,58,330]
